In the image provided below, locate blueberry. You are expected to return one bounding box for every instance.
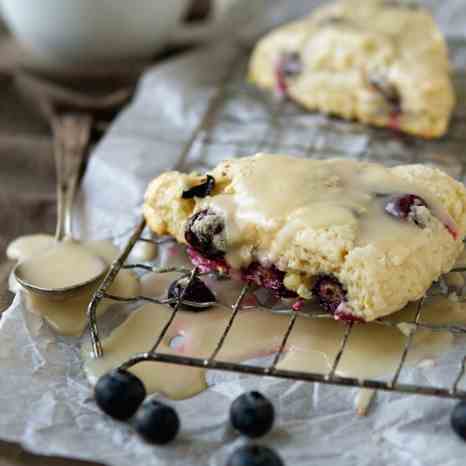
[182,175,215,199]
[184,209,226,259]
[280,52,302,78]
[226,444,284,466]
[318,15,351,26]
[94,369,146,421]
[313,275,346,314]
[134,399,180,444]
[186,245,230,273]
[451,401,466,440]
[168,276,216,311]
[276,52,302,96]
[241,263,297,299]
[384,194,428,226]
[230,391,275,438]
[368,74,401,113]
[383,0,419,9]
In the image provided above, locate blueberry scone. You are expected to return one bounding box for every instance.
[144,154,466,322]
[249,0,455,138]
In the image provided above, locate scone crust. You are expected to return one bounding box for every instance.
[144,154,466,321]
[248,0,455,138]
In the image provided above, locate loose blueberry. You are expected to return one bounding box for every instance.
[94,369,146,421]
[384,194,428,226]
[313,275,347,314]
[230,391,275,438]
[226,444,284,466]
[134,399,180,444]
[168,275,216,311]
[185,209,226,259]
[241,263,297,299]
[182,175,215,199]
[451,401,466,440]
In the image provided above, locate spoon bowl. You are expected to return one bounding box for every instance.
[14,262,108,300]
[13,242,108,300]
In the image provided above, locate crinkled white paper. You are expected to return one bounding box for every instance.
[2,1,466,465]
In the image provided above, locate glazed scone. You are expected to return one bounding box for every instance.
[248,0,455,138]
[144,154,466,322]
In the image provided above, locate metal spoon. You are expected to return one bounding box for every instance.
[12,71,133,300]
[14,112,108,300]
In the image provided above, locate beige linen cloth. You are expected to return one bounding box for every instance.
[0,69,55,312]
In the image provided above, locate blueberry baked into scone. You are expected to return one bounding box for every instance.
[249,0,455,138]
[144,154,466,322]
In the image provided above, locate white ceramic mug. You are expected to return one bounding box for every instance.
[0,0,233,64]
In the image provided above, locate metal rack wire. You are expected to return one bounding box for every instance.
[86,44,466,401]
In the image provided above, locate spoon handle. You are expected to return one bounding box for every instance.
[52,113,93,242]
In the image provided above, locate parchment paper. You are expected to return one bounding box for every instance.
[2,1,466,465]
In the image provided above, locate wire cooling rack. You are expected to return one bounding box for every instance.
[87,42,466,401]
[86,221,466,401]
